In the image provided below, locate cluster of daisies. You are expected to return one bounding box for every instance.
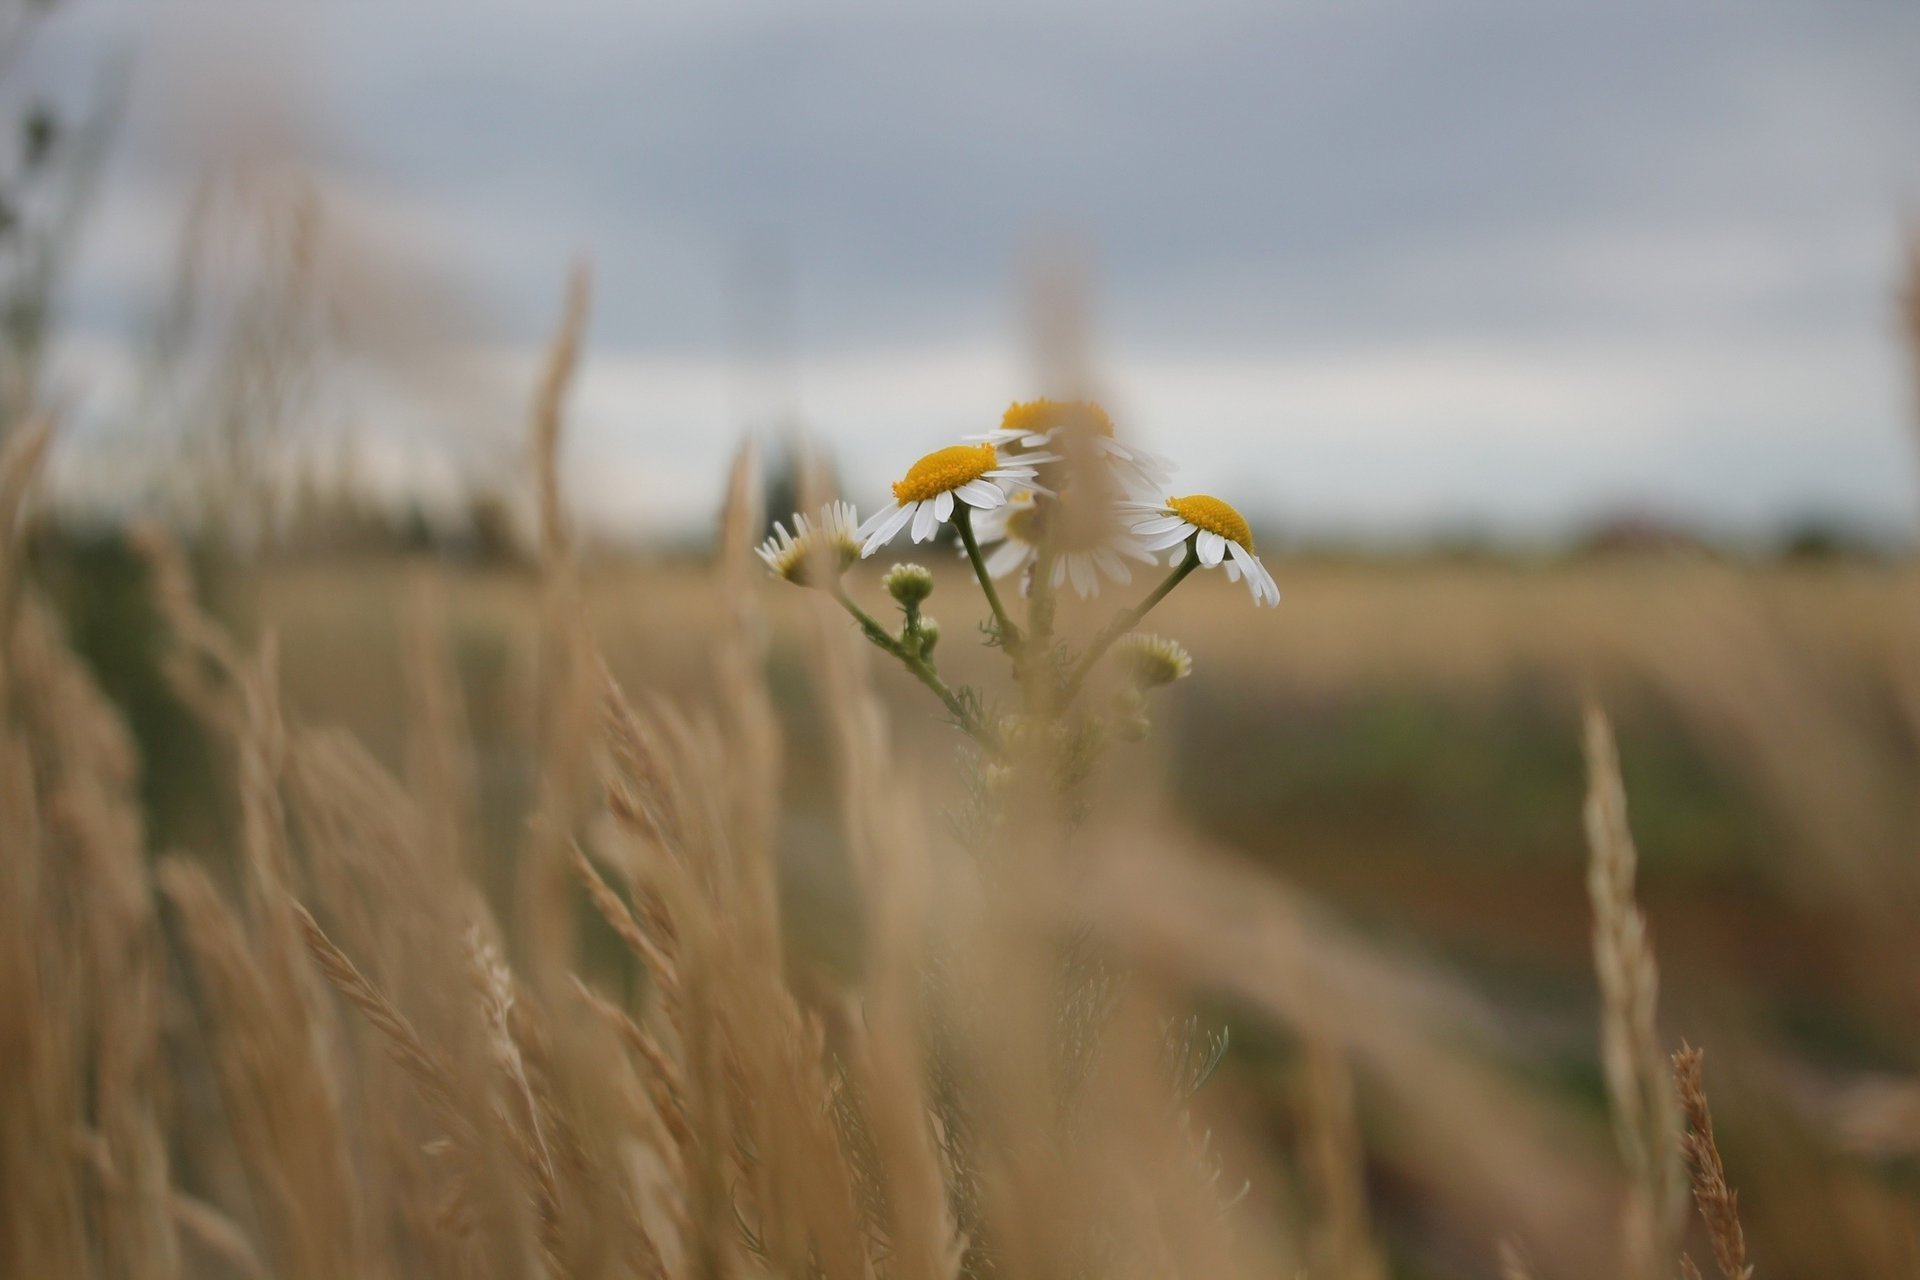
[756,398,1280,608]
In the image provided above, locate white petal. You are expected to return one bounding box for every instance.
[934,489,955,521]
[971,505,1011,541]
[1131,515,1187,536]
[1254,560,1281,606]
[911,500,940,542]
[958,480,1007,508]
[1092,546,1132,584]
[856,501,899,540]
[1196,530,1226,566]
[860,502,914,556]
[1052,557,1069,587]
[985,540,1032,578]
[1067,554,1096,598]
[1142,522,1197,552]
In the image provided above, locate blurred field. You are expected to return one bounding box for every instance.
[231,552,1918,1003]
[222,552,1920,1250]
[17,474,1917,1278]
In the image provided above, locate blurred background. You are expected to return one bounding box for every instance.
[9,0,1920,1273]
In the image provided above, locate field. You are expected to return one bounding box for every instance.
[73,548,1905,1276]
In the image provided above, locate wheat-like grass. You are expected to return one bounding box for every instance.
[1582,696,1685,1279]
[1674,1043,1753,1280]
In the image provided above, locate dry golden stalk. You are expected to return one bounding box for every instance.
[1582,697,1684,1278]
[568,975,694,1156]
[1300,1036,1387,1280]
[402,574,475,878]
[171,1193,270,1280]
[571,844,680,1008]
[284,893,475,1147]
[0,415,51,633]
[158,863,362,1280]
[1673,1044,1753,1280]
[521,262,598,991]
[1497,1238,1537,1280]
[468,930,569,1278]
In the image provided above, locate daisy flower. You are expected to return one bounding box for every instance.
[971,488,1156,599]
[856,443,1050,557]
[755,500,861,584]
[1123,494,1281,607]
[970,398,1174,494]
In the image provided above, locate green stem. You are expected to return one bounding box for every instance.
[1024,514,1061,711]
[833,588,1002,753]
[953,504,1022,654]
[1063,543,1200,703]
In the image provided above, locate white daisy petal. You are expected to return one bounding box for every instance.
[1092,546,1132,584]
[971,504,1012,541]
[933,489,954,521]
[1130,515,1187,535]
[1196,530,1227,566]
[985,540,1032,578]
[1142,523,1197,552]
[1255,561,1281,606]
[856,501,900,541]
[1067,553,1096,598]
[860,502,915,556]
[911,499,940,543]
[958,479,1007,508]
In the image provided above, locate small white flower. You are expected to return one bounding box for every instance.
[755,500,861,584]
[1121,493,1280,607]
[969,398,1175,494]
[971,488,1156,599]
[855,443,1053,557]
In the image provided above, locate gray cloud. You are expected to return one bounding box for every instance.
[42,0,1920,534]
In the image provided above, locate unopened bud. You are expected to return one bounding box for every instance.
[884,562,935,606]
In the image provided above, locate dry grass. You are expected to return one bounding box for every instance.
[1673,1044,1752,1280]
[14,275,1920,1278]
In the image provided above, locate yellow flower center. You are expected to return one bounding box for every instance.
[1166,494,1253,552]
[892,443,998,504]
[1000,397,1114,438]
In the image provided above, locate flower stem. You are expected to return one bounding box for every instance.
[1063,542,1200,702]
[833,588,1001,752]
[953,504,1022,654]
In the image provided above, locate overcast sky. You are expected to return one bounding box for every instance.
[34,0,1920,540]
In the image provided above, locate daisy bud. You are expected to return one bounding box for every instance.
[884,562,935,607]
[1116,633,1193,689]
[914,615,940,656]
